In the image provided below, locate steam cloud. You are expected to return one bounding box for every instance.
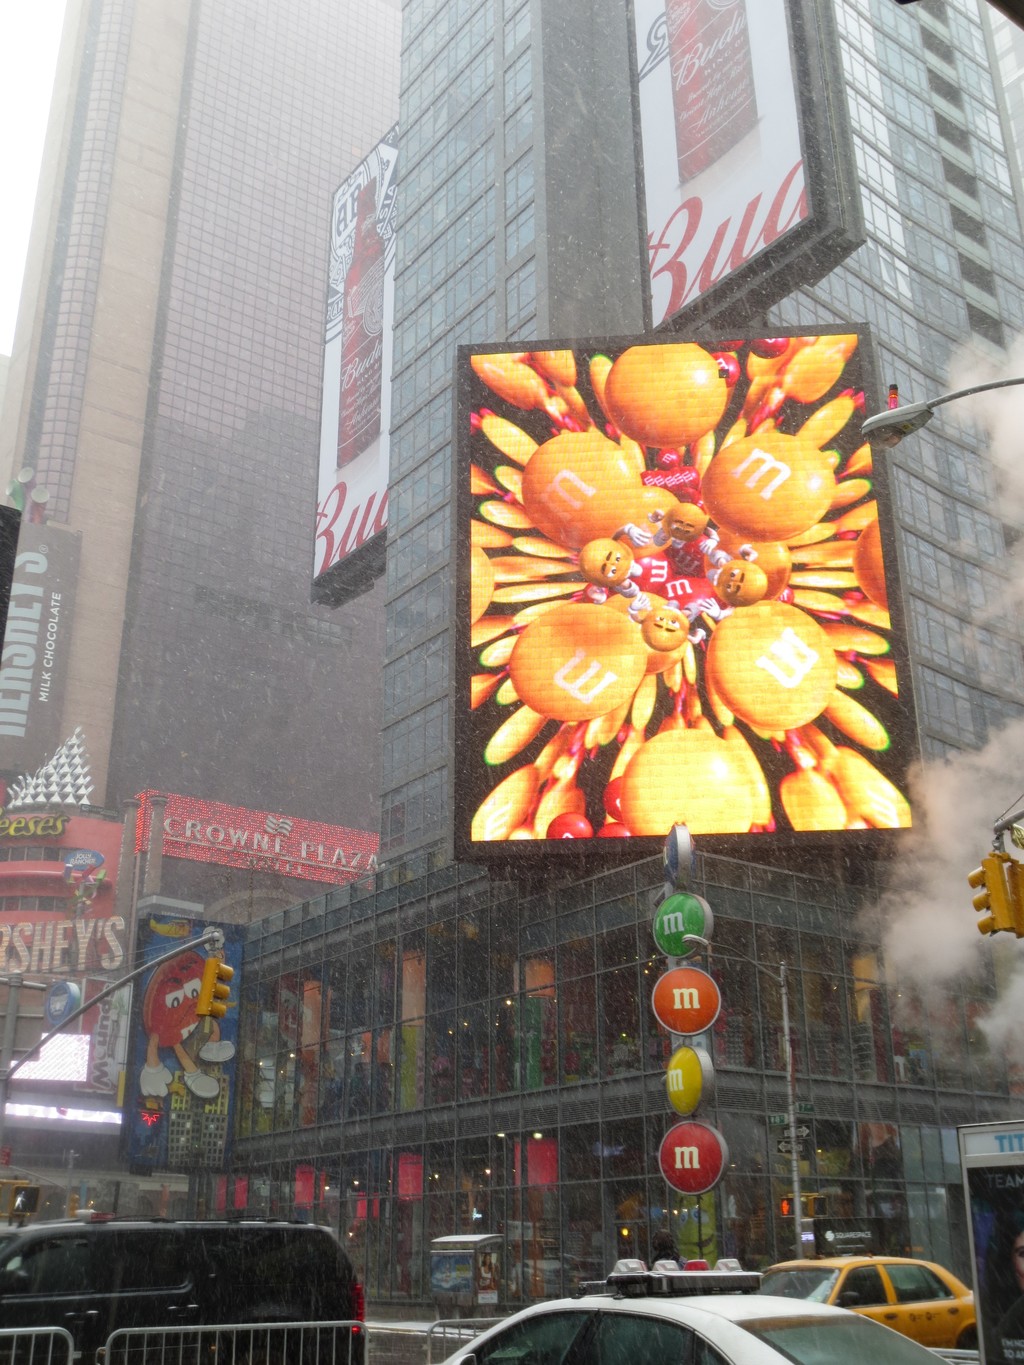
[875,338,1024,1061]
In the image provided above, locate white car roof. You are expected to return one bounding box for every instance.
[531,1292,849,1324]
[442,1293,880,1365]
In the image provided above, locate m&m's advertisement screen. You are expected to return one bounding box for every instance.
[454,330,916,857]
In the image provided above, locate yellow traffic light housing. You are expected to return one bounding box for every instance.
[1006,858,1024,938]
[195,956,234,1018]
[969,852,1017,935]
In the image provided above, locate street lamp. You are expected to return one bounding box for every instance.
[861,376,1024,447]
[682,935,804,1261]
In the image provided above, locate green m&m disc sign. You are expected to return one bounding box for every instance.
[652,893,713,958]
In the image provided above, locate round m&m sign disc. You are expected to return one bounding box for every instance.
[659,1120,728,1194]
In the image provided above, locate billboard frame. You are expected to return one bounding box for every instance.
[312,123,399,607]
[452,327,917,869]
[626,0,864,335]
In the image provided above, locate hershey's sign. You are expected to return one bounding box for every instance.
[0,522,81,769]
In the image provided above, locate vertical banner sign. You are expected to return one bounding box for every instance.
[0,521,81,771]
[960,1120,1024,1365]
[122,917,243,1173]
[313,123,398,602]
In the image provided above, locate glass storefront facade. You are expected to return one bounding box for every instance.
[232,846,1014,1305]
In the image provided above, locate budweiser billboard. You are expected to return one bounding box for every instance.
[136,790,379,887]
[630,0,863,330]
[313,125,398,605]
[0,521,81,773]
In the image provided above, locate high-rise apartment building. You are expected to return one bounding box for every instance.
[227,0,1024,1306]
[1,0,401,912]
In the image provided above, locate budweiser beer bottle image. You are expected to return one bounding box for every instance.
[666,0,758,182]
[337,179,385,468]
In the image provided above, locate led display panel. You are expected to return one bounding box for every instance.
[455,331,916,859]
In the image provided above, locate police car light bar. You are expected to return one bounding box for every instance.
[576,1261,762,1300]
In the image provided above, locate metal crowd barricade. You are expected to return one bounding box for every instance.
[423,1320,502,1365]
[101,1322,366,1365]
[0,1328,76,1365]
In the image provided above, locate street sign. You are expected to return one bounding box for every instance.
[652,893,713,957]
[768,1113,788,1127]
[663,825,695,892]
[777,1138,807,1156]
[797,1101,815,1115]
[43,980,82,1029]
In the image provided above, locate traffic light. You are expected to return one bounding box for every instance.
[195,956,234,1017]
[1,1180,40,1221]
[968,852,1019,935]
[780,1197,792,1217]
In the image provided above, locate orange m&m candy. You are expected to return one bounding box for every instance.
[852,515,888,609]
[470,544,495,623]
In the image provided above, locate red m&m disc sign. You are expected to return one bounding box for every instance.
[659,1121,729,1195]
[651,966,721,1035]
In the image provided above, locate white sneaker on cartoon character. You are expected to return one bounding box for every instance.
[140,1062,173,1097]
[199,1039,235,1063]
[183,1069,220,1099]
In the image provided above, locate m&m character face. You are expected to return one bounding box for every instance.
[579,537,634,587]
[716,559,768,606]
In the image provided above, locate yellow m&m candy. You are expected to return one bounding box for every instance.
[620,726,755,834]
[603,344,728,449]
[508,603,647,721]
[702,432,835,541]
[852,515,888,609]
[521,430,642,549]
[705,601,837,731]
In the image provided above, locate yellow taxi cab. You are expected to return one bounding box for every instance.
[759,1256,976,1351]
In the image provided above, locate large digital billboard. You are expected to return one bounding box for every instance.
[455,331,915,859]
[630,0,862,331]
[313,125,398,604]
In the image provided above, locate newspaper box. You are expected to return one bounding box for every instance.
[960,1118,1024,1364]
[431,1233,501,1316]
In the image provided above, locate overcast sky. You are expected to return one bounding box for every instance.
[0,0,67,356]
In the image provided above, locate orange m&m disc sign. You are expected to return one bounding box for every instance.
[651,966,721,1035]
[659,1121,729,1195]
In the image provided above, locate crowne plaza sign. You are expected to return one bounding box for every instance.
[136,791,379,887]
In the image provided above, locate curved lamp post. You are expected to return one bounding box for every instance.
[683,935,803,1261]
[861,376,1024,448]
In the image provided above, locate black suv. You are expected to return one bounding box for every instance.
[0,1218,364,1362]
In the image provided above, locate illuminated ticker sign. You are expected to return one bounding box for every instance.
[454,331,916,859]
